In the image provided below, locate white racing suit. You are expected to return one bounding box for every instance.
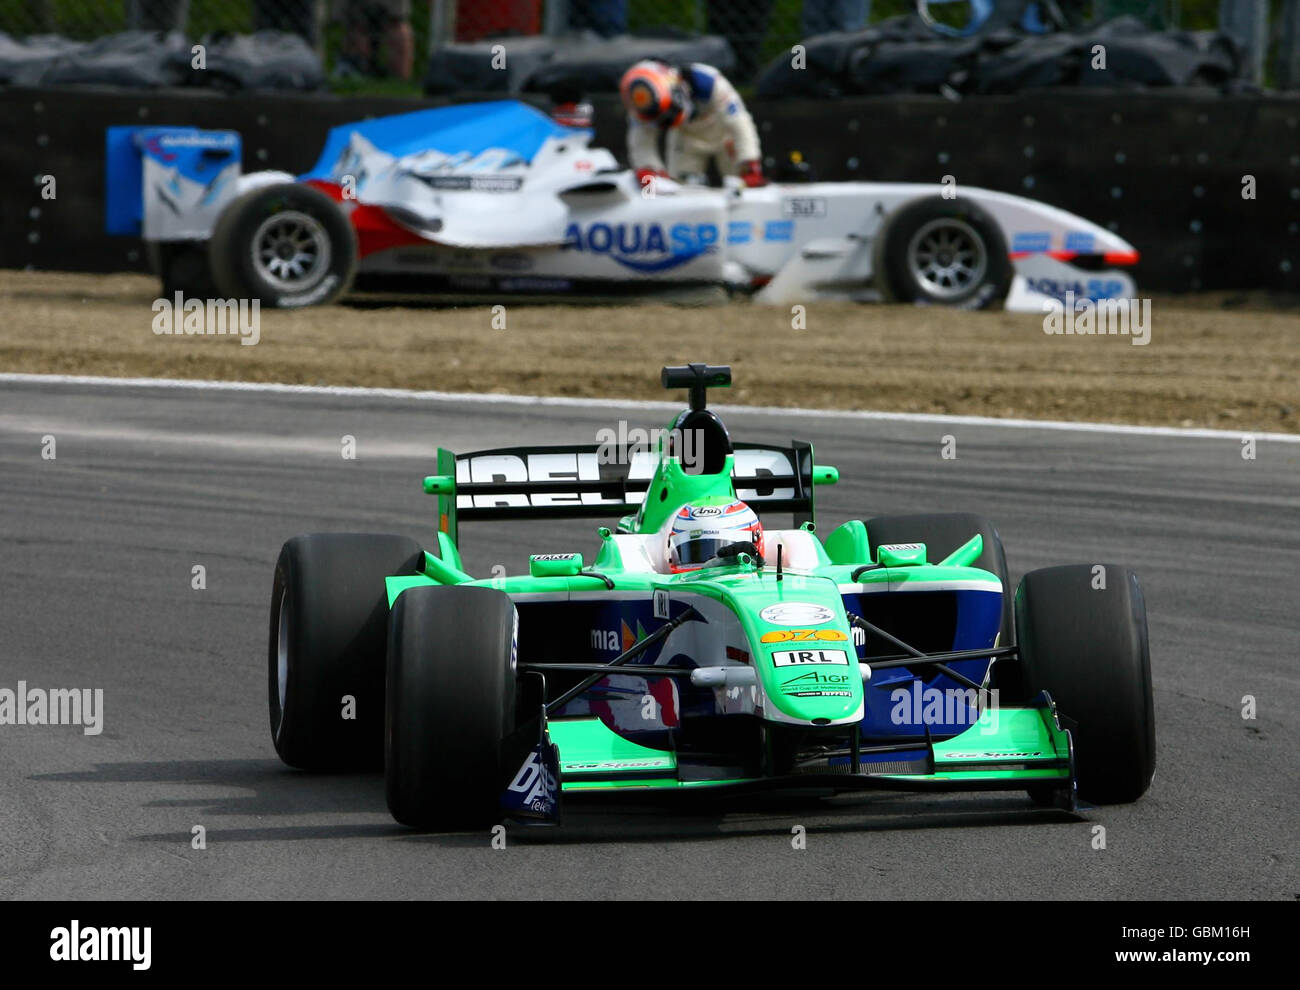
[626,62,762,180]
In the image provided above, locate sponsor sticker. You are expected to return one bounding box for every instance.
[1025,276,1127,301]
[770,649,849,667]
[760,602,834,626]
[563,758,673,771]
[780,669,854,697]
[1011,230,1051,253]
[591,628,619,651]
[498,277,572,292]
[760,628,847,643]
[564,221,719,273]
[438,250,483,269]
[764,219,794,242]
[489,252,533,272]
[419,175,523,192]
[653,589,670,619]
[782,197,826,218]
[531,553,579,561]
[455,447,797,510]
[506,748,558,813]
[1064,231,1096,253]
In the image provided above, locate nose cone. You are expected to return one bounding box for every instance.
[731,577,864,726]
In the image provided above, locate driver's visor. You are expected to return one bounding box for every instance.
[674,538,733,566]
[654,101,683,126]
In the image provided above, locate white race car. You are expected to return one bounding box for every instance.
[107,100,1138,311]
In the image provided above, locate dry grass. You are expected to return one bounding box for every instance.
[2,270,1296,432]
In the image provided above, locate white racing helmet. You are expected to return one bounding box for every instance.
[667,498,763,572]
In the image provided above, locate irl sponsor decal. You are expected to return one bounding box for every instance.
[770,649,849,667]
[563,221,719,273]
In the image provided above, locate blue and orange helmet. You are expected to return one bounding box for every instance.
[620,61,689,129]
[667,498,763,572]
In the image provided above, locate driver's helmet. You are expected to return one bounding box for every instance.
[620,61,690,129]
[667,498,763,572]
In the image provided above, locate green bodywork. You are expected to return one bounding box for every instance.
[387,410,1073,798]
[553,708,1072,790]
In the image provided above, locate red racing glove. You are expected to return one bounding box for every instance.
[739,160,767,187]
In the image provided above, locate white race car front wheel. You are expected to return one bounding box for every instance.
[875,197,1012,308]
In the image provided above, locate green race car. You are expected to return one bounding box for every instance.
[268,364,1155,828]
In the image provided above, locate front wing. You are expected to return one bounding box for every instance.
[501,699,1077,824]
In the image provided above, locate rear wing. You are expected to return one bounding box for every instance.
[428,441,822,542]
[105,126,242,241]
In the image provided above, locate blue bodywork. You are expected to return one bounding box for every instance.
[300,100,587,181]
[104,126,240,235]
[535,584,1002,749]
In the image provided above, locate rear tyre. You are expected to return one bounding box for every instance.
[210,182,356,308]
[385,585,517,829]
[147,240,218,299]
[874,197,1012,309]
[1015,564,1155,805]
[269,533,424,770]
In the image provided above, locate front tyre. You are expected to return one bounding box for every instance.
[385,585,517,829]
[269,533,424,770]
[874,197,1012,309]
[210,182,356,308]
[1015,564,1156,805]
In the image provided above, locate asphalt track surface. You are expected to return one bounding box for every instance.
[0,378,1296,900]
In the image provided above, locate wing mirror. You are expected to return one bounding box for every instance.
[529,553,584,577]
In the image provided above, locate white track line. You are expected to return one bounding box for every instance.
[2,371,1297,443]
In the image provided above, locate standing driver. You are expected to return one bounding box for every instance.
[619,60,766,189]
